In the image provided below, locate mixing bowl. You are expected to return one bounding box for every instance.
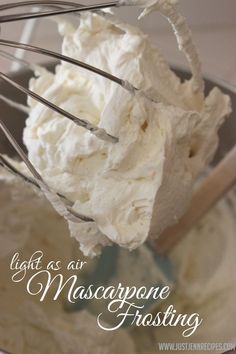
[0,65,235,354]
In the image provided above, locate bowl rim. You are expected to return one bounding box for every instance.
[172,63,236,95]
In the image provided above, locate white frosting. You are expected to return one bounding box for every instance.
[23,9,231,256]
[120,0,204,95]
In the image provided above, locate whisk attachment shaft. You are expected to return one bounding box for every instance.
[0,1,119,23]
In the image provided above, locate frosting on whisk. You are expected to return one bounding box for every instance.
[120,0,204,97]
[23,5,231,256]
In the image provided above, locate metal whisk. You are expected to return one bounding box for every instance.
[0,1,174,225]
[0,0,204,224]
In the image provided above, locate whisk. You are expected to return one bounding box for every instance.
[0,0,204,224]
[0,1,139,224]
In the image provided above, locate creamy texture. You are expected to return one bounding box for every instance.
[131,191,236,353]
[120,0,204,95]
[0,170,135,354]
[0,167,236,353]
[23,5,231,257]
[0,304,135,354]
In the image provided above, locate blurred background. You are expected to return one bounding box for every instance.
[0,0,236,84]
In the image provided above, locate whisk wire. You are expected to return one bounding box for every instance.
[0,36,160,143]
[0,1,119,23]
[0,118,42,180]
[0,39,158,105]
[0,71,118,143]
[0,39,124,87]
[0,153,39,188]
[0,119,94,222]
[0,49,30,68]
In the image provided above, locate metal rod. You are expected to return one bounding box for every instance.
[0,49,30,68]
[0,0,83,10]
[0,1,82,27]
[0,93,29,113]
[0,72,118,143]
[0,39,123,87]
[0,118,43,180]
[0,123,94,222]
[0,153,39,188]
[0,39,148,104]
[11,7,39,71]
[0,154,94,222]
[0,34,160,105]
[0,1,119,23]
